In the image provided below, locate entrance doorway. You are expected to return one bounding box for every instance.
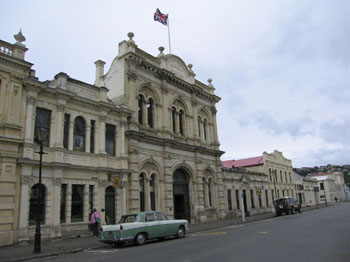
[242,190,249,217]
[173,169,191,223]
[105,186,116,225]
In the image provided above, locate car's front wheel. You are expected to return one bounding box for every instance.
[176,226,186,238]
[135,233,146,246]
[291,207,295,214]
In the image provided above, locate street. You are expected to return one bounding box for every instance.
[37,203,350,262]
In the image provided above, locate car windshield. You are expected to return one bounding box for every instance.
[118,214,139,223]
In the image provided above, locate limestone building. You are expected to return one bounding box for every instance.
[294,172,319,206]
[0,31,225,245]
[222,150,296,207]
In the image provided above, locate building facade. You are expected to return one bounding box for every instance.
[222,150,296,208]
[294,172,319,206]
[222,168,271,218]
[310,172,347,203]
[0,32,229,245]
[0,31,32,246]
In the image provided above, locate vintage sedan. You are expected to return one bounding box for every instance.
[100,211,188,246]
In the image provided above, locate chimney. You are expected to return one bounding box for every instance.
[94,60,106,86]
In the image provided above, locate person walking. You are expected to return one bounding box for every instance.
[91,208,100,237]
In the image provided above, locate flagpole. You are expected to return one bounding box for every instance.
[167,14,172,54]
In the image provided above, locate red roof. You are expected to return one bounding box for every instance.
[222,156,264,168]
[312,172,332,176]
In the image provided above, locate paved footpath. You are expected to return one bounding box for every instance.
[0,205,326,262]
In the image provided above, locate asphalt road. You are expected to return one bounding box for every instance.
[38,203,350,262]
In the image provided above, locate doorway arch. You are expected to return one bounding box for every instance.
[105,186,116,224]
[173,169,191,223]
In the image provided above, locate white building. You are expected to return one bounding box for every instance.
[294,172,319,206]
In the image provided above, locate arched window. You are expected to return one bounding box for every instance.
[29,184,46,226]
[147,98,154,128]
[202,177,206,207]
[208,178,212,207]
[172,107,176,133]
[139,173,145,212]
[179,110,184,136]
[203,119,207,141]
[138,95,144,125]
[150,174,156,211]
[198,117,201,137]
[73,116,85,151]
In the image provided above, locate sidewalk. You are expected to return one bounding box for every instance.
[0,205,326,262]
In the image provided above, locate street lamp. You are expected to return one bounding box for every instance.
[33,127,48,253]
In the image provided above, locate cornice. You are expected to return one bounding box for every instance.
[125,129,224,157]
[0,53,33,71]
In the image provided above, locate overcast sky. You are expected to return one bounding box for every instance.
[2,0,349,167]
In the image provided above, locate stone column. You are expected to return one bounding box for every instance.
[68,119,74,151]
[85,124,91,153]
[142,101,147,127]
[18,175,31,242]
[99,116,106,154]
[83,185,89,223]
[55,105,64,148]
[145,177,151,211]
[175,112,180,134]
[24,97,35,143]
[52,177,62,238]
[119,124,126,155]
[65,184,72,224]
[211,107,219,145]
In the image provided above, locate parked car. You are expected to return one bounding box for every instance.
[274,196,302,216]
[100,211,188,246]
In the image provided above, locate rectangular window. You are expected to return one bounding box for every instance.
[90,120,95,153]
[71,185,84,222]
[250,190,255,208]
[265,189,269,206]
[258,194,262,207]
[60,184,67,223]
[280,171,283,183]
[235,190,240,210]
[34,107,51,146]
[272,190,275,201]
[63,114,70,149]
[227,189,232,211]
[285,172,288,183]
[320,183,324,190]
[89,185,94,215]
[282,190,285,196]
[277,190,280,198]
[105,124,116,156]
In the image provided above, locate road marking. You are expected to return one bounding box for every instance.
[193,232,227,237]
[258,231,268,234]
[84,249,119,254]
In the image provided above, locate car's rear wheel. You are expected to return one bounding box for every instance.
[299,208,302,213]
[176,226,186,238]
[135,233,146,246]
[116,242,124,248]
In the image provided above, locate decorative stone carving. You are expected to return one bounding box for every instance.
[127,71,137,81]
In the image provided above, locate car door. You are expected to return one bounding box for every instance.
[155,212,172,237]
[144,212,161,239]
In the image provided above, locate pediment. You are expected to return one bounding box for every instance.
[240,173,251,183]
[163,55,195,84]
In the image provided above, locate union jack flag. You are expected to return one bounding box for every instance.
[154,8,168,26]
